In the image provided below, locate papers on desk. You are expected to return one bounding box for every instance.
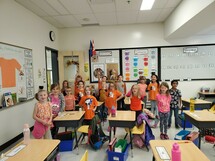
[6,145,26,157]
[155,146,170,160]
[0,157,9,161]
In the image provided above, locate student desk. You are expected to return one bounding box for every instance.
[183,110,215,149]
[150,140,210,161]
[182,99,211,110]
[53,111,85,154]
[108,110,136,157]
[198,92,215,100]
[5,139,60,161]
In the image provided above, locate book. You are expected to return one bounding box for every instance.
[108,137,117,151]
[3,92,14,107]
[11,93,17,104]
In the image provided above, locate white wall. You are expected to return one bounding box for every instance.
[59,24,215,99]
[0,0,58,146]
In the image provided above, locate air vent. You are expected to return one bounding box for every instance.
[81,23,100,27]
[88,0,114,4]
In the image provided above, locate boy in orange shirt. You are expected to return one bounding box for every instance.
[79,86,98,125]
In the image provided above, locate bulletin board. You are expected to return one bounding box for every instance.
[0,42,34,106]
[89,50,120,82]
[122,48,158,81]
[160,45,215,81]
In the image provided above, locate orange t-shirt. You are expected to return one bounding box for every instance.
[79,95,98,120]
[64,95,76,111]
[130,96,142,111]
[147,82,159,100]
[105,89,122,110]
[0,58,21,88]
[75,88,84,98]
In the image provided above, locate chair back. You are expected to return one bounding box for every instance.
[80,150,88,161]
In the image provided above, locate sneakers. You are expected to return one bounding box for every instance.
[164,134,169,140]
[160,133,165,140]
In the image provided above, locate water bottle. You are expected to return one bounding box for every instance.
[23,123,30,145]
[190,98,195,112]
[111,106,116,117]
[171,143,181,161]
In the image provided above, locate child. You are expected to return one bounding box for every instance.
[138,76,148,107]
[97,71,107,90]
[61,80,69,96]
[32,90,52,139]
[116,75,127,110]
[79,86,98,125]
[156,82,171,140]
[147,74,160,116]
[168,80,182,129]
[49,83,65,137]
[74,75,83,94]
[75,80,85,104]
[129,84,142,120]
[105,82,123,115]
[64,87,76,111]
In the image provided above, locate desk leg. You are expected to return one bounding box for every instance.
[74,130,79,155]
[152,156,155,161]
[183,119,185,130]
[109,127,112,143]
[130,131,133,158]
[113,127,116,137]
[198,129,201,149]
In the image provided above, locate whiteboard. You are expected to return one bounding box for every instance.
[122,48,158,81]
[161,45,215,80]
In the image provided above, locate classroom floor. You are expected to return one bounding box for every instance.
[59,120,215,161]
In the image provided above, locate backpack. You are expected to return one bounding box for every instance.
[133,134,144,148]
[88,115,109,150]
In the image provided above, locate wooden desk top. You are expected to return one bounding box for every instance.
[108,110,135,121]
[6,139,60,161]
[198,92,215,95]
[150,140,210,161]
[182,99,211,104]
[54,111,85,121]
[183,110,215,122]
[98,101,104,106]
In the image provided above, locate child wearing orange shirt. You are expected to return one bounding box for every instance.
[75,80,85,104]
[79,86,98,125]
[74,75,83,94]
[105,82,123,115]
[129,84,142,120]
[64,87,76,111]
[97,71,107,90]
[147,74,160,117]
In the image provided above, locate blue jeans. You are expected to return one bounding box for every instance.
[150,100,157,115]
[168,108,179,127]
[159,112,170,134]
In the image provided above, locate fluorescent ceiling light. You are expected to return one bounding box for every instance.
[140,0,155,10]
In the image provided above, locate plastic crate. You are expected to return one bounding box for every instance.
[174,130,191,140]
[114,139,127,153]
[107,144,130,161]
[178,113,192,128]
[59,139,74,152]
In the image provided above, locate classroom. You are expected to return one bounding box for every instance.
[0,0,215,161]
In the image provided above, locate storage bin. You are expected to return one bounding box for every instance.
[178,113,192,128]
[114,139,127,153]
[174,130,191,140]
[107,144,130,161]
[56,131,74,140]
[59,139,74,152]
[186,131,199,147]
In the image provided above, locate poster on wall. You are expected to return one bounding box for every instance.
[122,48,158,81]
[90,50,120,82]
[0,42,34,105]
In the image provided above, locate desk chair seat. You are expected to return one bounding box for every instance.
[80,150,88,161]
[77,125,89,144]
[124,121,149,151]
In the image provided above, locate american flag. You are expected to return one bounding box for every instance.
[89,40,96,57]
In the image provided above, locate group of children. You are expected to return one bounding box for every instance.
[32,73,182,141]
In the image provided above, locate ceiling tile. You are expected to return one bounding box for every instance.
[53,15,81,27]
[59,0,92,14]
[46,0,70,15]
[115,0,142,12]
[155,7,174,22]
[30,0,59,16]
[15,0,49,17]
[153,0,168,9]
[137,9,162,23]
[42,16,65,28]
[165,0,182,8]
[94,13,117,25]
[90,2,115,13]
[117,11,139,24]
[73,14,98,25]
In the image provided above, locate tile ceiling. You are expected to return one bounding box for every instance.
[15,0,182,28]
